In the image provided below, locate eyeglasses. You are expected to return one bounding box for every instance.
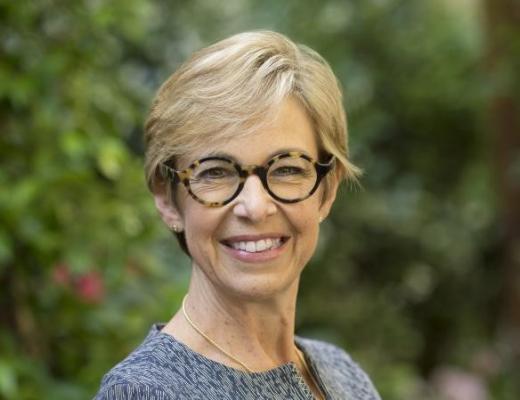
[159,152,335,207]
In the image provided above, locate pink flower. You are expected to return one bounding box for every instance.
[74,271,105,304]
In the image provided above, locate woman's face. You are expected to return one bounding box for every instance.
[155,97,338,300]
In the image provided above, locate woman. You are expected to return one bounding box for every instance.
[95,31,381,400]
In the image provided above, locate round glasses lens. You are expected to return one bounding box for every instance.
[189,159,240,203]
[267,156,317,201]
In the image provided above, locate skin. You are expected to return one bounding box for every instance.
[154,97,338,398]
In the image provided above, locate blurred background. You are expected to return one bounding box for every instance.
[1,0,519,399]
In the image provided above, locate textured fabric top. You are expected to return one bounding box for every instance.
[94,324,381,400]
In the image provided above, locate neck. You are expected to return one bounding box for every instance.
[164,265,301,371]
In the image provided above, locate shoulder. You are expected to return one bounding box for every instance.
[94,382,172,400]
[296,336,381,400]
[94,325,195,399]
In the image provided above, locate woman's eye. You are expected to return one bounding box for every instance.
[198,167,232,179]
[272,166,304,176]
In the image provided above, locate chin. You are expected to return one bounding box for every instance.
[218,272,300,302]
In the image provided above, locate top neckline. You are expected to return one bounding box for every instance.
[151,322,312,376]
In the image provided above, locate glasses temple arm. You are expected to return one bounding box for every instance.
[159,164,180,184]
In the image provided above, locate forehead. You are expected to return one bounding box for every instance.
[180,97,319,165]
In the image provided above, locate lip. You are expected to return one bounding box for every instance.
[220,234,290,264]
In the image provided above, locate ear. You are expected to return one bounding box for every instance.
[152,182,184,231]
[318,176,339,222]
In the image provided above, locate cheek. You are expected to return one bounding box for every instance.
[182,206,223,258]
[184,215,209,248]
[289,203,321,262]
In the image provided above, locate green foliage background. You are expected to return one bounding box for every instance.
[1,0,518,399]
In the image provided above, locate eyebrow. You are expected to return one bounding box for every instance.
[201,148,314,164]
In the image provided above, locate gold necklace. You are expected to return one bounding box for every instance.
[181,296,324,398]
[295,347,324,400]
[182,295,253,372]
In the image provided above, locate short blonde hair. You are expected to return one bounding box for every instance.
[144,30,361,197]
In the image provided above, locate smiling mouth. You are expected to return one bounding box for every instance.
[222,237,289,253]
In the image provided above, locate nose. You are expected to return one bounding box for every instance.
[232,175,277,222]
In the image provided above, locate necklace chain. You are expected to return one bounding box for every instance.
[181,295,323,398]
[182,295,253,372]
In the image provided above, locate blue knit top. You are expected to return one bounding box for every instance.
[94,324,381,400]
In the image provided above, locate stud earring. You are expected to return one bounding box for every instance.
[171,224,182,233]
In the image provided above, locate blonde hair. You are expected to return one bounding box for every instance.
[144,30,361,197]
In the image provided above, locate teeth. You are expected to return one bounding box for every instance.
[256,240,267,251]
[230,238,283,253]
[246,241,255,252]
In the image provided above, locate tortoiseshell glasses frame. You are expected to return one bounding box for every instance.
[159,151,335,207]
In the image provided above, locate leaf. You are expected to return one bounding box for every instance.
[0,360,17,398]
[96,139,128,180]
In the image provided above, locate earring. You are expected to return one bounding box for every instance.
[171,224,182,233]
[319,216,324,223]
